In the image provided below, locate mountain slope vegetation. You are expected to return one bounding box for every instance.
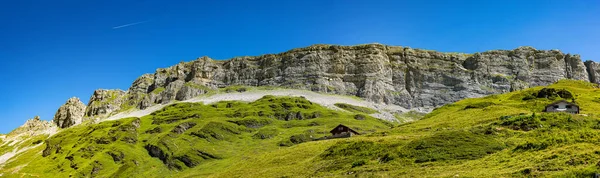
[3,80,600,177]
[212,80,600,177]
[0,96,392,177]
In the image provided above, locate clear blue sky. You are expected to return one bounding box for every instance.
[0,0,598,133]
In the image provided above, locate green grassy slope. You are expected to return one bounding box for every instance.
[4,80,600,177]
[0,96,392,177]
[212,80,600,177]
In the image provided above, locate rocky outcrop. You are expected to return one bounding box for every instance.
[585,60,600,84]
[7,116,57,138]
[85,89,126,117]
[81,44,595,118]
[53,97,86,128]
[172,122,197,134]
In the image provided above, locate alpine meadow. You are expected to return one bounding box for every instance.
[2,1,600,177]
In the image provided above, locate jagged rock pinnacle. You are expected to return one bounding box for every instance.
[53,97,86,128]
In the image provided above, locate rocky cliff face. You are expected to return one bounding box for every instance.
[53,97,86,128]
[85,89,126,117]
[584,60,600,84]
[58,44,597,124]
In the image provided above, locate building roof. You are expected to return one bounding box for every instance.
[545,100,579,108]
[329,124,360,135]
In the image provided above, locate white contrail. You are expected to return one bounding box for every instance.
[112,20,150,29]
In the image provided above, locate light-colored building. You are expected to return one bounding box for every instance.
[544,100,579,114]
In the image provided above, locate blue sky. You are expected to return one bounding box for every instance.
[0,0,598,133]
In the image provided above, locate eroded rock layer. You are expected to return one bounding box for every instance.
[73,44,597,119]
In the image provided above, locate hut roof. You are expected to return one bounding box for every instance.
[329,124,360,135]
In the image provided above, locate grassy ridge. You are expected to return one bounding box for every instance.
[0,96,391,177]
[334,103,378,114]
[4,80,600,177]
[216,80,600,177]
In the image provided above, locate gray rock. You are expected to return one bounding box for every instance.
[175,83,209,101]
[85,89,126,117]
[53,97,86,128]
[124,74,155,110]
[83,44,596,118]
[585,60,600,84]
[171,122,197,134]
[8,115,56,137]
[130,74,154,93]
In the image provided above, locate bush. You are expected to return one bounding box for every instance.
[514,141,549,151]
[351,160,366,168]
[522,94,536,101]
[289,134,313,144]
[536,88,573,99]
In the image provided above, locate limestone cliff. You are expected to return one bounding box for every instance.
[584,60,600,84]
[53,97,86,128]
[85,89,126,117]
[71,44,596,120]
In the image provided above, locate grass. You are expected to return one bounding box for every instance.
[151,87,166,95]
[0,96,390,177]
[0,140,15,156]
[4,79,600,177]
[184,82,213,91]
[213,79,600,177]
[401,130,505,163]
[89,90,124,108]
[219,85,249,93]
[394,110,426,122]
[334,103,378,114]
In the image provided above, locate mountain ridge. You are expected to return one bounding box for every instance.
[80,44,596,119]
[6,43,593,131]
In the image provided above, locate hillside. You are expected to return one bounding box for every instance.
[1,80,600,177]
[204,80,600,177]
[3,43,600,177]
[0,95,394,177]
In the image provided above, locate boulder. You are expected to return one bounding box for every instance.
[171,122,197,134]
